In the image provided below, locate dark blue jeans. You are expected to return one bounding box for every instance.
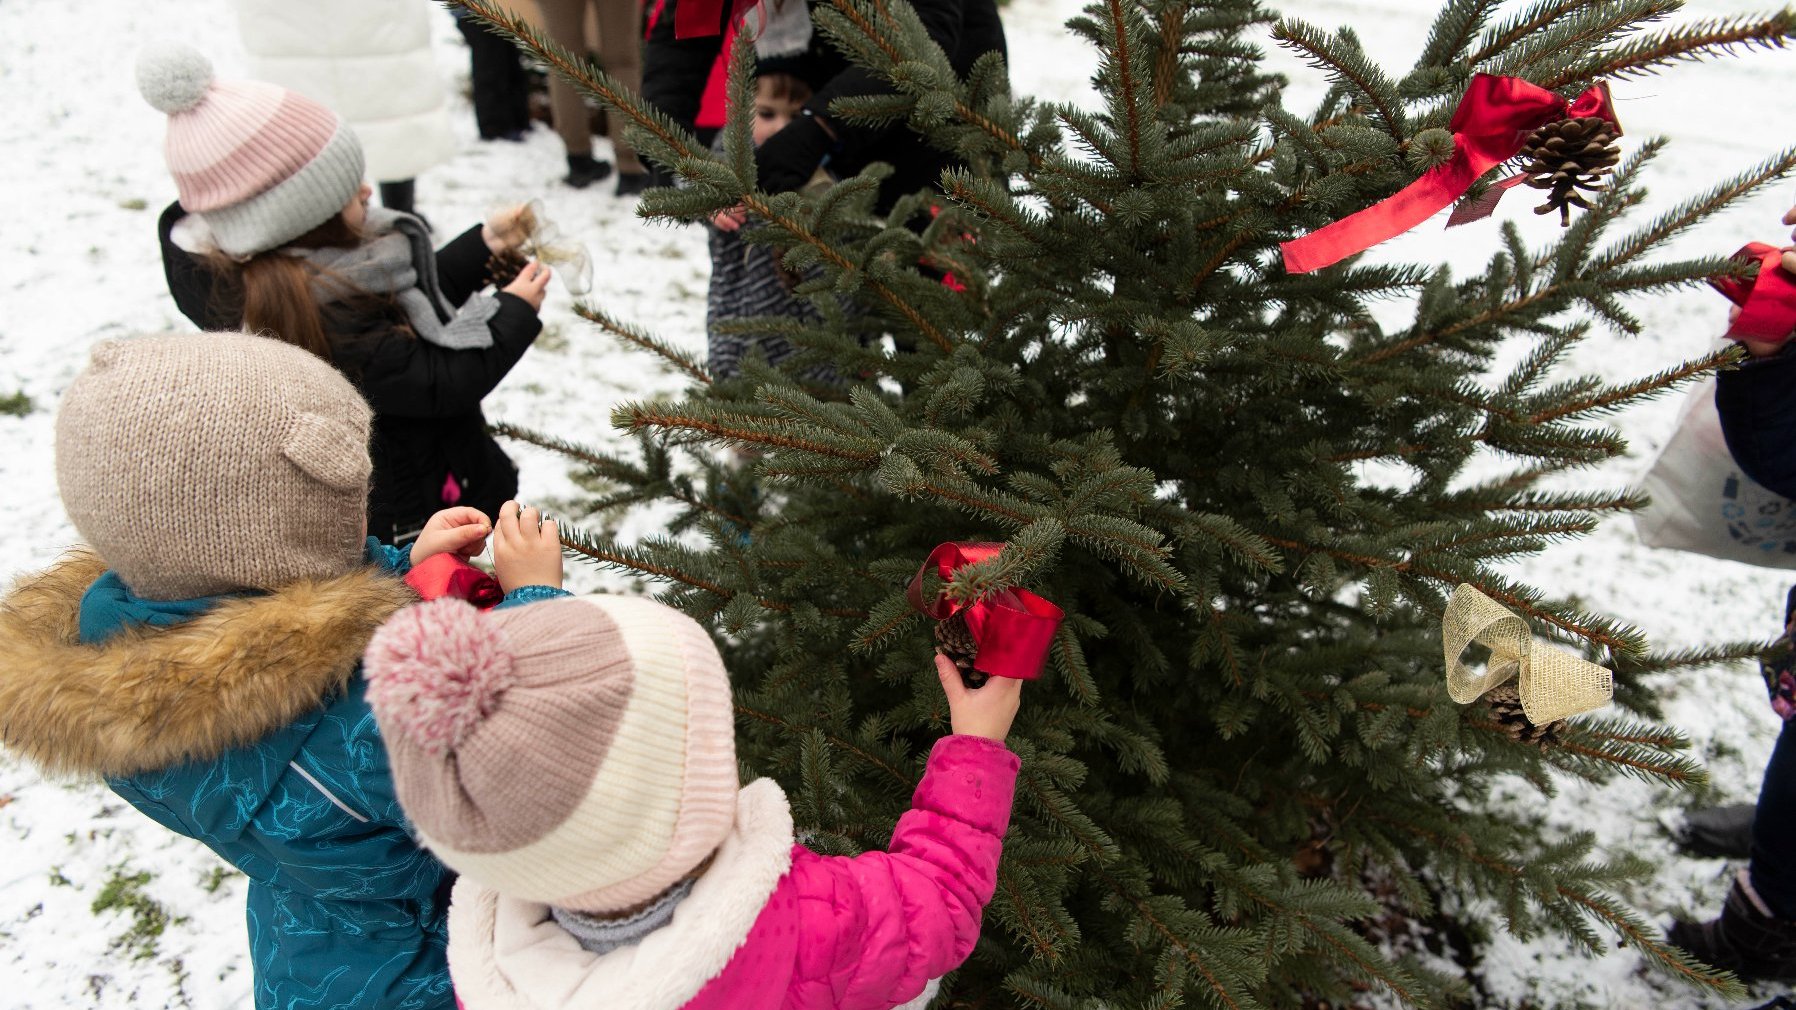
[1753,716,1796,919]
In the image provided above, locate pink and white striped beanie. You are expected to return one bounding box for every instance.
[137,42,365,258]
[365,595,740,914]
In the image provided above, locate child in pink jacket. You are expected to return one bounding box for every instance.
[362,531,1022,1010]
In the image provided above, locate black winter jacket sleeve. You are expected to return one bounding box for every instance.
[342,293,542,420]
[434,224,494,309]
[1717,351,1796,499]
[158,201,237,331]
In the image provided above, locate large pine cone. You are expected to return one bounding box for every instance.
[1485,683,1564,748]
[1519,116,1620,226]
[935,614,987,688]
[484,247,528,290]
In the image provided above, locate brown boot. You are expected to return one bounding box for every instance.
[1669,871,1796,982]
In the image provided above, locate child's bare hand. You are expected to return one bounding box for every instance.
[493,500,562,592]
[483,203,533,253]
[711,206,747,233]
[409,507,492,567]
[935,653,1022,742]
[502,260,552,311]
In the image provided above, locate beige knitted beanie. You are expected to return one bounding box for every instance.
[55,332,373,601]
[137,43,366,258]
[365,595,740,913]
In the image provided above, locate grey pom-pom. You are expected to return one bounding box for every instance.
[137,42,215,114]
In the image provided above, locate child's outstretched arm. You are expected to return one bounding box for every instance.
[793,656,1022,1010]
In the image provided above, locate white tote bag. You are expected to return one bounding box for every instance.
[1634,376,1796,567]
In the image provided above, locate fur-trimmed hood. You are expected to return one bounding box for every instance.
[0,549,416,778]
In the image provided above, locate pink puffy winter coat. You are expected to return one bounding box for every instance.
[447,734,1020,1010]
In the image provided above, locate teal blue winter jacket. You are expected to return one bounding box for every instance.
[78,542,455,1010]
[1,542,572,1009]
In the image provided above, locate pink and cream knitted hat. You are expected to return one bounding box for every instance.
[365,595,739,913]
[137,42,365,258]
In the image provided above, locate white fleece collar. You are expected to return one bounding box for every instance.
[447,778,796,1010]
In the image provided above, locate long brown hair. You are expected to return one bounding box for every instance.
[205,214,376,361]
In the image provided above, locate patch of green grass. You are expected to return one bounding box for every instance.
[0,391,31,418]
[47,867,71,887]
[117,198,149,211]
[91,868,186,962]
[199,863,240,895]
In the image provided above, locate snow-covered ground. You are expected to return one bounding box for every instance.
[0,0,1792,1006]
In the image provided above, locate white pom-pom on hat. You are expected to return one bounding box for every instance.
[137,42,215,114]
[365,598,517,757]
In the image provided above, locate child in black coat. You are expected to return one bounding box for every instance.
[141,43,552,544]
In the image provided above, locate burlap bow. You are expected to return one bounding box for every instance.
[1443,584,1613,724]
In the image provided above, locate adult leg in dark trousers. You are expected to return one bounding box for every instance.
[537,0,612,189]
[457,14,531,140]
[1671,716,1796,981]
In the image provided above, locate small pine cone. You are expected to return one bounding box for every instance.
[1518,116,1620,227]
[1484,683,1564,748]
[484,248,528,290]
[935,614,987,688]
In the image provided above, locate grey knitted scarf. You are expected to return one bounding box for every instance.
[301,207,500,349]
[549,877,697,957]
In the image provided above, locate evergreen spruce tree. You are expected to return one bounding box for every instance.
[458,0,1796,1004]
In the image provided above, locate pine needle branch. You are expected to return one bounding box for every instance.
[618,404,886,462]
[735,704,911,784]
[1595,147,1796,270]
[1414,0,1506,70]
[1105,0,1147,176]
[1272,20,1407,144]
[1524,346,1737,424]
[1468,0,1613,66]
[1545,13,1796,90]
[1351,287,1560,367]
[559,523,735,596]
[490,422,753,528]
[571,303,711,384]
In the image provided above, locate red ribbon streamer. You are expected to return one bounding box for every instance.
[907,542,1064,681]
[1281,75,1619,275]
[404,554,505,610]
[1712,243,1796,343]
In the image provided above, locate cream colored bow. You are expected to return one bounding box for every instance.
[1443,584,1613,724]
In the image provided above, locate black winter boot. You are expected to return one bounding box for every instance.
[1675,803,1758,859]
[564,153,614,189]
[1669,872,1796,982]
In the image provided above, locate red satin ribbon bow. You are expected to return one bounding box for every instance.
[1281,75,1619,275]
[404,554,505,610]
[907,542,1064,681]
[1712,243,1796,343]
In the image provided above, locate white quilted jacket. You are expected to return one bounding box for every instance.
[230,0,456,181]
